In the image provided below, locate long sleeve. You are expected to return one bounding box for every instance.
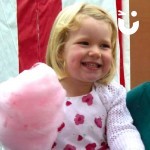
[96,81,145,150]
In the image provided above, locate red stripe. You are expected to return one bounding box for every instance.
[17,0,62,72]
[116,0,125,87]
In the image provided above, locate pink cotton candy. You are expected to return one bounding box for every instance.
[0,63,66,150]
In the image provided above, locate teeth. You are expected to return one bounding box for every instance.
[82,62,100,68]
[87,63,97,67]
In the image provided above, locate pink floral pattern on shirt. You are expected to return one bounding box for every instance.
[82,94,93,105]
[77,135,83,141]
[85,143,96,150]
[52,90,108,150]
[58,122,65,132]
[64,144,76,150]
[99,142,109,150]
[66,101,72,106]
[74,114,85,125]
[94,117,102,128]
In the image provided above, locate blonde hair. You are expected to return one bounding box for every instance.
[46,3,117,84]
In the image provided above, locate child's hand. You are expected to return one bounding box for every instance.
[0,63,66,150]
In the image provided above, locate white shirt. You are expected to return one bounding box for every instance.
[52,81,145,150]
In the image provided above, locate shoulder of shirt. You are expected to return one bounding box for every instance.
[94,81,126,111]
[94,80,126,94]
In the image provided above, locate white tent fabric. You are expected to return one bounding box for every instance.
[122,0,130,90]
[0,0,19,83]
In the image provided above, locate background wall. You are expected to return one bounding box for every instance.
[130,1,150,88]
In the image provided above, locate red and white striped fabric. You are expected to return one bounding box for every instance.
[0,0,130,90]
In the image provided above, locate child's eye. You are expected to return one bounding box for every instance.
[78,41,89,45]
[100,44,111,49]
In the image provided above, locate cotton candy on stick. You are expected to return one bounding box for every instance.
[0,63,66,150]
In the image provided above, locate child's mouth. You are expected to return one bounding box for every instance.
[81,62,102,70]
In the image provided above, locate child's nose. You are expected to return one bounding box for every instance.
[88,46,101,58]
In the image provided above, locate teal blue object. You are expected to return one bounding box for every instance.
[127,82,150,150]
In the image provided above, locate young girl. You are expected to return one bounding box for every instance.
[46,3,145,150]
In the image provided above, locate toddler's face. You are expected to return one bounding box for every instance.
[63,17,113,83]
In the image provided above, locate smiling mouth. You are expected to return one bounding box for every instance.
[81,62,102,69]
